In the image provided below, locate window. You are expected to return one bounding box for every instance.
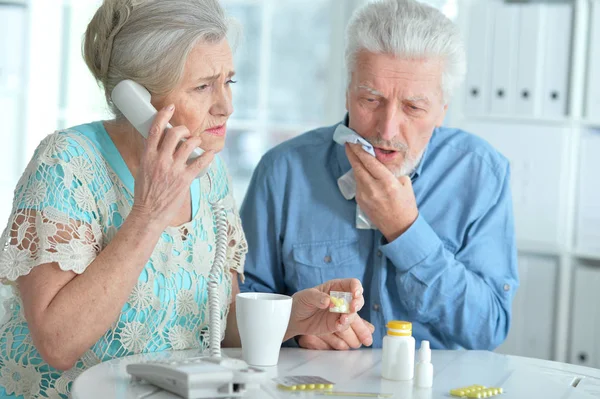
[217,0,362,202]
[0,2,27,225]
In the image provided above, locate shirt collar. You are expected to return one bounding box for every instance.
[333,114,431,182]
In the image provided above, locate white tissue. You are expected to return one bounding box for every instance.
[333,124,375,156]
[332,124,377,230]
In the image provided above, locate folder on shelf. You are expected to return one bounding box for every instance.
[515,4,545,117]
[463,2,493,116]
[570,265,600,367]
[576,130,600,253]
[489,3,520,115]
[586,1,600,121]
[540,3,573,118]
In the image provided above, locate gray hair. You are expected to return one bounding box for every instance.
[345,0,466,102]
[83,0,238,115]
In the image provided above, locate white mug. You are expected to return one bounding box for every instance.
[236,293,292,367]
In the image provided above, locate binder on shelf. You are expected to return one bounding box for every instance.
[570,265,600,368]
[463,2,493,116]
[576,130,600,253]
[540,3,573,118]
[514,5,545,117]
[586,1,600,121]
[489,3,520,115]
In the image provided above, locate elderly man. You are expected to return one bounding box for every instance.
[240,0,518,350]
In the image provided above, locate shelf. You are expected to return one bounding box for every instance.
[0,1,26,6]
[572,249,600,262]
[459,114,573,126]
[516,242,600,262]
[579,120,600,129]
[455,114,600,131]
[517,241,565,257]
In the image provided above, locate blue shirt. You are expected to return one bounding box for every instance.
[239,120,519,350]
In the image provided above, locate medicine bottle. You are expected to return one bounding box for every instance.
[381,320,415,381]
[415,340,433,388]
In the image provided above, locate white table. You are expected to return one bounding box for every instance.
[72,348,600,398]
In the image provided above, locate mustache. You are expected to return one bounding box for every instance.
[367,137,409,153]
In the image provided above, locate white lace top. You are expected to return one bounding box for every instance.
[0,122,247,399]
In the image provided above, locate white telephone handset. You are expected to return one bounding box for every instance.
[111,79,209,177]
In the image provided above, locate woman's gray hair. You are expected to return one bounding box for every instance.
[345,0,466,102]
[83,0,238,115]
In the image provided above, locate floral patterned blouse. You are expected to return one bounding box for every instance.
[0,122,247,398]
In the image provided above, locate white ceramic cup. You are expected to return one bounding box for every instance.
[236,292,293,367]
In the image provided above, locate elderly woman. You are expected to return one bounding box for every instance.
[0,1,365,398]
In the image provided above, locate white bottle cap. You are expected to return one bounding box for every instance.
[418,340,431,363]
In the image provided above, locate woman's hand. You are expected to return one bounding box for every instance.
[285,278,365,340]
[131,104,214,229]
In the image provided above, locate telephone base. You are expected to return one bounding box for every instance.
[127,356,267,399]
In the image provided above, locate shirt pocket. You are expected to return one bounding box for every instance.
[290,239,360,290]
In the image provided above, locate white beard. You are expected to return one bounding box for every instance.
[392,150,424,177]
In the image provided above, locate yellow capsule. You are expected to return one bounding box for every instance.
[326,384,334,390]
[277,384,296,391]
[298,384,307,390]
[308,384,316,390]
[317,384,325,389]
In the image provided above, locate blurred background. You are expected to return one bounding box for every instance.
[1,0,600,369]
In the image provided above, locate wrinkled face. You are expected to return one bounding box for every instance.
[346,51,448,176]
[152,39,235,153]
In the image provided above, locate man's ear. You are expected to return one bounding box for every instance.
[436,103,449,127]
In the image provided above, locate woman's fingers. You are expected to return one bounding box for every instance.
[146,104,175,151]
[159,125,191,158]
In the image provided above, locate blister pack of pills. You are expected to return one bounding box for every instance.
[274,376,335,391]
[450,384,504,398]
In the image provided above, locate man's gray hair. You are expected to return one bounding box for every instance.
[345,0,466,102]
[83,0,239,116]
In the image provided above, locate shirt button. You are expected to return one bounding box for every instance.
[373,303,380,311]
[503,284,511,292]
[324,255,332,263]
[377,250,382,257]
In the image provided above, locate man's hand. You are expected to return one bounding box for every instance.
[297,317,375,350]
[285,278,365,341]
[346,143,419,242]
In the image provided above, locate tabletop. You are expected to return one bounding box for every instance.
[72,348,600,398]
